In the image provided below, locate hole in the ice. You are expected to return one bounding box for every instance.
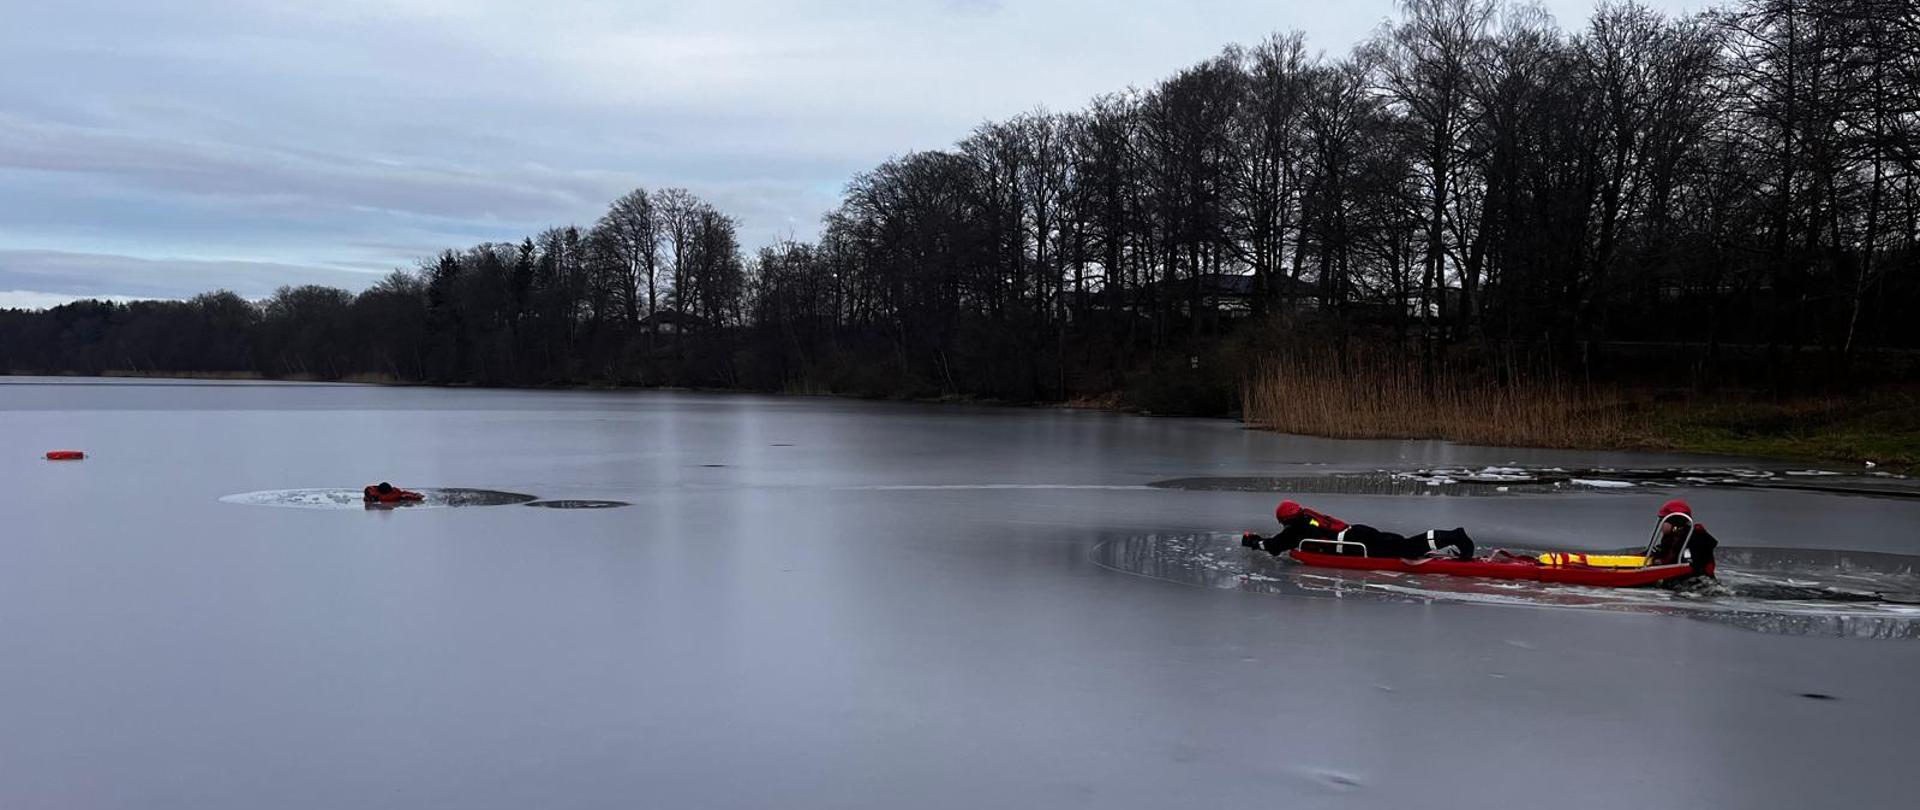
[1799,693,1838,701]
[522,499,631,509]
[701,464,728,468]
[1089,532,1920,640]
[220,488,538,510]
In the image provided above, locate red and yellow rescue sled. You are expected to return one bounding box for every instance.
[1287,549,1702,587]
[1285,513,1711,588]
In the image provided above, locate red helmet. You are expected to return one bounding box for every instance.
[1276,500,1303,522]
[1658,499,1693,518]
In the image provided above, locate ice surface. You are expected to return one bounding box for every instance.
[2,377,1918,810]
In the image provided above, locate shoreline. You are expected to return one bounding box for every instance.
[8,369,1912,474]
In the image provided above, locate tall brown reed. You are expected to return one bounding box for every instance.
[1241,346,1642,448]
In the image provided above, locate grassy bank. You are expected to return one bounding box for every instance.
[1646,392,1920,471]
[1242,349,1919,472]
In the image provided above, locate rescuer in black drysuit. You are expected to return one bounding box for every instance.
[1240,500,1476,559]
[1650,499,1718,577]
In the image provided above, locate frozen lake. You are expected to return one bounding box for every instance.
[4,377,1918,809]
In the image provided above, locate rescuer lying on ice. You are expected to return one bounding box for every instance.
[1240,500,1476,559]
[363,482,425,503]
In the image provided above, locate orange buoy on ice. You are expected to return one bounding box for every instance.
[45,450,85,461]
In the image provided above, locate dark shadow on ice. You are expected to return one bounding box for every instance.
[522,499,632,509]
[1090,532,1920,640]
[1150,465,1920,500]
[221,488,539,510]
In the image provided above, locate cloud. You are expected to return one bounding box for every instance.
[0,0,1700,301]
[0,115,624,223]
[0,249,382,302]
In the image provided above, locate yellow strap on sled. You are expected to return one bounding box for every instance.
[1538,553,1649,569]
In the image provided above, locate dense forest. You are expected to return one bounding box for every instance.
[5,0,1918,415]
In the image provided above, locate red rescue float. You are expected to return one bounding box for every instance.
[363,484,425,503]
[45,450,85,461]
[1284,512,1714,588]
[1287,549,1703,587]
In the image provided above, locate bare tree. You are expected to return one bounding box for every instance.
[595,188,661,322]
[1366,0,1499,375]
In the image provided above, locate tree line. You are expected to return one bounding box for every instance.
[5,0,1917,405]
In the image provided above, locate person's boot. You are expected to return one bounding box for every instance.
[1450,528,1476,559]
[1422,529,1475,559]
[1435,528,1474,559]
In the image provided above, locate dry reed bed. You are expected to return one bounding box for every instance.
[1241,351,1642,448]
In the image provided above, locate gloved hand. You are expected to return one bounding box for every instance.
[1240,531,1263,549]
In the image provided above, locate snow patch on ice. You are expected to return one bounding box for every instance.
[1570,478,1636,489]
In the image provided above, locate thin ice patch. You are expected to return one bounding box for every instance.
[220,487,538,510]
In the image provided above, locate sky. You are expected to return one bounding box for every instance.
[0,0,1701,309]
